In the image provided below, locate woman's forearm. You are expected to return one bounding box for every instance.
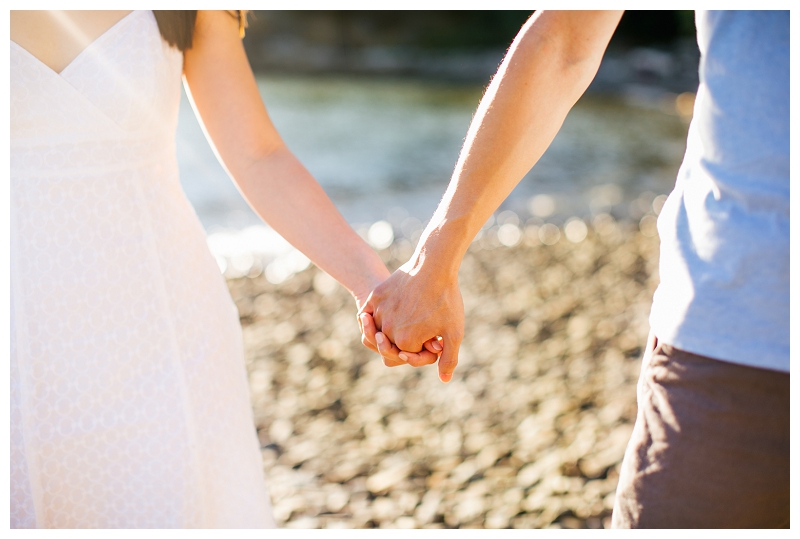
[182,11,389,304]
[231,145,390,301]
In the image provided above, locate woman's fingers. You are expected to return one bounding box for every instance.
[375,332,407,367]
[398,336,441,367]
[398,349,439,367]
[376,329,439,368]
[392,336,441,367]
[362,313,442,369]
[359,313,379,353]
[423,337,443,354]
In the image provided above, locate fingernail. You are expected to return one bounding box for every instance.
[398,353,408,361]
[432,341,443,351]
[375,333,385,345]
[440,373,452,383]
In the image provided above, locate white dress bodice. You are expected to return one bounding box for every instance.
[10,11,274,528]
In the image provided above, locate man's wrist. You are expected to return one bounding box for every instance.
[409,216,472,282]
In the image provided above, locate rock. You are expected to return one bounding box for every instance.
[414,490,443,526]
[395,516,417,528]
[366,462,413,494]
[285,516,320,528]
[449,496,485,526]
[326,489,350,513]
[371,496,401,522]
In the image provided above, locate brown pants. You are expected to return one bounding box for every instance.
[612,334,790,528]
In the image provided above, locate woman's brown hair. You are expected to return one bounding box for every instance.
[153,10,248,51]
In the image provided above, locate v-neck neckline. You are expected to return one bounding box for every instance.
[10,10,140,77]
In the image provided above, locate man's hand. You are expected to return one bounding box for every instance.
[359,260,465,382]
[357,10,621,383]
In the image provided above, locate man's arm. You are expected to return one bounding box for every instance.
[360,11,623,382]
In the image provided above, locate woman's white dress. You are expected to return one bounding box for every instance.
[10,11,275,528]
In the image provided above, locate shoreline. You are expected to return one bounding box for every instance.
[229,215,660,528]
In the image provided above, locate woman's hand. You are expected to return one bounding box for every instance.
[183,13,419,368]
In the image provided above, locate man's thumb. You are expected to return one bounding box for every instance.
[437,335,461,383]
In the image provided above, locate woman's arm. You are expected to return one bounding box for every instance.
[360,11,623,381]
[182,11,390,309]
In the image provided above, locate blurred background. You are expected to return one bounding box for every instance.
[180,11,701,529]
[177,10,698,280]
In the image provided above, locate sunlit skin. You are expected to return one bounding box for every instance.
[12,9,440,368]
[181,11,393,308]
[184,11,439,363]
[11,11,133,73]
[359,11,624,382]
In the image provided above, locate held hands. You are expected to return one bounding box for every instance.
[359,311,442,365]
[357,260,465,383]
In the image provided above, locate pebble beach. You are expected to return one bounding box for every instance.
[228,214,661,529]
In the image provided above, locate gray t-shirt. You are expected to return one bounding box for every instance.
[649,10,789,372]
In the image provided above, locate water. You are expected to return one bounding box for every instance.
[176,74,689,277]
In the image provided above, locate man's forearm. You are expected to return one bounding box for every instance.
[411,11,623,278]
[359,11,623,379]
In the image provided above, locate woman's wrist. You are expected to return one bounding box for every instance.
[346,255,391,309]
